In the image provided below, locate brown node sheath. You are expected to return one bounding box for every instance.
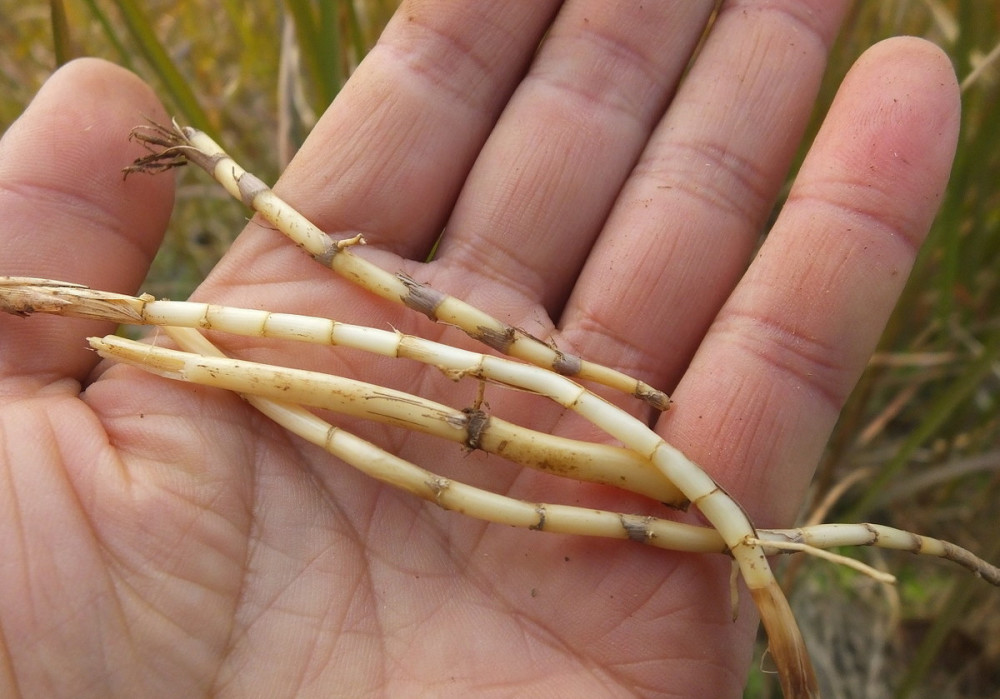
[235,171,270,208]
[530,505,546,531]
[620,514,655,543]
[398,273,447,320]
[551,350,583,376]
[473,324,518,354]
[461,407,489,450]
[751,583,820,697]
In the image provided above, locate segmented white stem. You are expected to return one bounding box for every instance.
[126,122,671,411]
[0,278,681,505]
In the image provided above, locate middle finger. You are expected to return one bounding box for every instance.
[434,1,718,315]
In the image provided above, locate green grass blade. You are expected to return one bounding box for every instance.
[49,0,77,66]
[343,0,366,69]
[284,0,343,112]
[108,0,215,136]
[79,0,137,71]
[317,0,343,103]
[846,326,1000,520]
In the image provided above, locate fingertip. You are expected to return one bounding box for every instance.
[852,36,961,124]
[856,35,960,140]
[811,36,960,249]
[859,35,958,92]
[2,57,176,273]
[0,58,175,382]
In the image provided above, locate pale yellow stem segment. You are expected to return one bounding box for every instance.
[756,523,1000,585]
[87,331,1000,585]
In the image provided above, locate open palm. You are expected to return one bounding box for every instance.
[0,3,959,696]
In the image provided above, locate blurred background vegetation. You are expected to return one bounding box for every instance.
[1,1,997,697]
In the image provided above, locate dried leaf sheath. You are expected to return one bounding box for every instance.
[125,121,672,411]
[0,114,942,696]
[97,330,1000,583]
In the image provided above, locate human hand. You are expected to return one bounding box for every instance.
[0,3,959,696]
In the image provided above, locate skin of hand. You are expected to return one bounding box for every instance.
[0,3,960,697]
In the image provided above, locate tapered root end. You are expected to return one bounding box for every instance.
[635,384,672,411]
[122,119,191,177]
[750,583,819,698]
